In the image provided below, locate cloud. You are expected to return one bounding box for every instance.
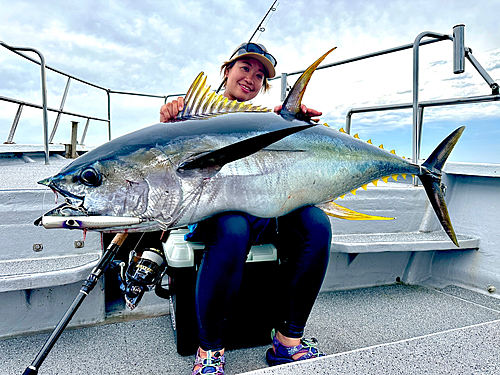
[1,0,500,163]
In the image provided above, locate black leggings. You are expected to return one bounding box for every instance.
[194,206,331,350]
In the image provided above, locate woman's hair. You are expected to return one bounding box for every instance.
[220,59,271,93]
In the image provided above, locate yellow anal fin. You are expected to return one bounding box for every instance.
[318,201,394,221]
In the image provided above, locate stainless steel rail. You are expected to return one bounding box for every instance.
[2,24,498,169]
[0,41,177,164]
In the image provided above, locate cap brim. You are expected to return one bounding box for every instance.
[228,52,276,78]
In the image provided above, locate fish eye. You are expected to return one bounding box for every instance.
[79,167,102,187]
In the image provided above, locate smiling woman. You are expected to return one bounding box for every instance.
[157,42,329,375]
[222,58,267,101]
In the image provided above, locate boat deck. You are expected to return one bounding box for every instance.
[2,284,499,374]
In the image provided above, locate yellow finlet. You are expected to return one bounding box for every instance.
[372,180,378,186]
[381,176,389,183]
[390,149,396,154]
[323,122,330,127]
[339,194,346,199]
[367,139,372,144]
[317,201,395,221]
[351,189,357,195]
[339,127,346,133]
[361,184,368,191]
[391,174,398,181]
[354,133,360,139]
[379,144,384,149]
[401,174,407,179]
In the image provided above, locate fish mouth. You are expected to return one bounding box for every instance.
[38,178,85,202]
[36,178,89,226]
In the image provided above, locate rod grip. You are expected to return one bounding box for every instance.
[111,232,128,247]
[22,366,38,374]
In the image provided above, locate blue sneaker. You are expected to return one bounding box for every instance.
[192,348,225,374]
[266,329,325,366]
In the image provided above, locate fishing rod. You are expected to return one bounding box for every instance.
[22,233,129,375]
[247,0,279,44]
[215,0,279,93]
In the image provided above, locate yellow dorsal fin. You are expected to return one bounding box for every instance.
[372,180,378,186]
[194,86,211,115]
[317,201,394,221]
[367,139,372,144]
[391,174,398,181]
[178,72,271,119]
[381,176,389,183]
[202,91,216,113]
[354,133,360,139]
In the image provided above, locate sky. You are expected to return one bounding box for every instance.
[1,0,500,163]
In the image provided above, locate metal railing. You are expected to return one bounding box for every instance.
[2,24,499,168]
[0,40,181,164]
[273,24,499,172]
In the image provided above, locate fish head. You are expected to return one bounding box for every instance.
[37,147,183,231]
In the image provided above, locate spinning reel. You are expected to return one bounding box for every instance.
[116,247,168,310]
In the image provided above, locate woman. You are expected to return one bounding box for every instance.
[160,42,331,375]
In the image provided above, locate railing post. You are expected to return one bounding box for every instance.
[280,73,288,102]
[345,110,353,134]
[412,31,452,172]
[107,90,111,141]
[49,77,72,143]
[5,103,24,144]
[80,118,90,145]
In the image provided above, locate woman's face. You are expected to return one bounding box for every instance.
[224,57,266,102]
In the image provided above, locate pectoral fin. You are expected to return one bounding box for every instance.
[177,124,316,177]
[317,201,394,221]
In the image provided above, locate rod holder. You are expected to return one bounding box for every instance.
[453,24,465,74]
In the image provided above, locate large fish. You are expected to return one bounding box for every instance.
[36,48,464,246]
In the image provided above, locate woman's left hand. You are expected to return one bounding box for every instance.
[273,104,322,121]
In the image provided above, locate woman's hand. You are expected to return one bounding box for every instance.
[160,97,184,122]
[273,104,322,121]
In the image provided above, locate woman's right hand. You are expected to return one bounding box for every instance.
[160,97,184,122]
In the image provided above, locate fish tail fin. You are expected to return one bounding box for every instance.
[280,48,336,120]
[419,126,465,247]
